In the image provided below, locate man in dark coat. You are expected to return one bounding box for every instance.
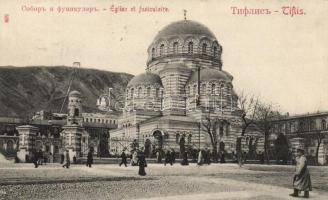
[290,148,312,198]
[119,150,127,167]
[181,151,189,165]
[170,150,176,164]
[32,149,39,168]
[164,150,172,166]
[220,151,226,163]
[62,150,70,169]
[137,150,147,176]
[86,148,93,167]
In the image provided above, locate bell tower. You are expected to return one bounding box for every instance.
[67,90,83,126]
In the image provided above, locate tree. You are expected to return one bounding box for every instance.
[274,133,289,164]
[314,130,325,166]
[253,102,281,164]
[201,112,226,163]
[238,91,260,136]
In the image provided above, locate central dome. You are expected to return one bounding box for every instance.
[154,20,216,40]
[147,20,222,69]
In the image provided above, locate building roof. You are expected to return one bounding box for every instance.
[127,72,162,87]
[188,68,231,84]
[154,20,216,40]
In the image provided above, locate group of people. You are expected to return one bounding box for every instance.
[31,149,52,168]
[119,148,147,176]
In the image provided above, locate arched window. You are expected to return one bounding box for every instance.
[193,85,197,96]
[188,42,193,54]
[138,87,142,97]
[213,46,218,57]
[322,119,326,130]
[186,86,190,96]
[202,43,207,54]
[188,134,192,144]
[155,88,159,97]
[310,121,316,131]
[173,42,178,54]
[201,84,206,95]
[176,133,180,144]
[159,44,165,56]
[151,48,155,59]
[130,88,134,98]
[211,84,216,95]
[147,87,151,97]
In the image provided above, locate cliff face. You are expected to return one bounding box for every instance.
[0,66,133,117]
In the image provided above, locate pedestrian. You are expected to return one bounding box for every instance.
[237,151,243,167]
[131,151,138,166]
[243,152,247,164]
[119,149,128,167]
[205,148,211,165]
[290,148,312,198]
[137,150,147,176]
[32,149,38,168]
[181,151,189,165]
[170,150,176,164]
[86,148,93,168]
[220,151,226,163]
[38,149,43,165]
[60,152,64,164]
[62,150,70,169]
[164,150,172,166]
[156,150,162,163]
[197,149,203,166]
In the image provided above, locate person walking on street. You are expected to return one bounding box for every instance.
[181,151,189,165]
[164,150,172,166]
[131,151,138,166]
[62,150,70,169]
[137,149,147,176]
[32,149,39,168]
[290,148,312,198]
[119,149,128,167]
[86,148,93,168]
[197,149,203,166]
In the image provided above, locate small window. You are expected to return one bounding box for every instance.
[155,88,160,97]
[213,46,218,57]
[211,84,216,95]
[188,42,193,54]
[173,42,178,54]
[202,43,207,54]
[147,87,151,97]
[138,87,142,97]
[151,48,155,58]
[160,44,165,56]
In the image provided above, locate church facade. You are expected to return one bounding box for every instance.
[109,19,262,156]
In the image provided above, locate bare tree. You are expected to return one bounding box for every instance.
[253,102,281,164]
[238,91,260,136]
[201,111,226,163]
[314,130,325,165]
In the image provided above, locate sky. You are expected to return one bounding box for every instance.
[0,0,327,115]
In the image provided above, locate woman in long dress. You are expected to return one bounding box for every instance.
[290,148,312,198]
[131,151,138,166]
[138,151,147,176]
[197,149,203,166]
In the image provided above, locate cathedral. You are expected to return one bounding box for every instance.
[109,19,261,155]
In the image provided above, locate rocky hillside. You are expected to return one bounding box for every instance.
[0,66,133,117]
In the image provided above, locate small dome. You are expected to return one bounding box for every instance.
[127,72,162,87]
[188,68,231,84]
[154,20,216,40]
[69,90,81,97]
